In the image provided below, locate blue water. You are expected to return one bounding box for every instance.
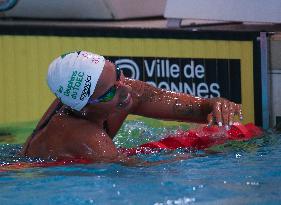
[0,123,281,205]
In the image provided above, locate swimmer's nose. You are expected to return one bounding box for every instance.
[119,83,132,93]
[116,76,131,92]
[125,84,132,93]
[116,73,132,94]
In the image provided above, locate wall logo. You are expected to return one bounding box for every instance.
[115,59,140,80]
[109,56,241,103]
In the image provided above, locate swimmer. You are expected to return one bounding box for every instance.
[21,51,243,163]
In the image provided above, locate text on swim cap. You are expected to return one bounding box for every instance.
[63,70,84,99]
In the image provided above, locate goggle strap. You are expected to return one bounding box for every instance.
[87,98,100,105]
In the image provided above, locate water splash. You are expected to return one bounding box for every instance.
[114,120,179,148]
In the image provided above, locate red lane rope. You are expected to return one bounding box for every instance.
[119,123,263,156]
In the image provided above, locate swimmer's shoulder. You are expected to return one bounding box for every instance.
[48,113,117,160]
[22,113,109,159]
[47,113,107,140]
[48,112,97,129]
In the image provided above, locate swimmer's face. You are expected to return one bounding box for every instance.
[87,60,133,112]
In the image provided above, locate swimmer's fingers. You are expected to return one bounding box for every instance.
[228,102,235,126]
[211,98,240,126]
[207,113,214,126]
[212,100,223,126]
[221,101,244,126]
[234,103,243,121]
[221,100,230,126]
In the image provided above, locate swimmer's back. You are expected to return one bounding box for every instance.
[22,114,119,161]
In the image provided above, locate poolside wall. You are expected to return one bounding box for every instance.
[0,27,261,126]
[270,34,281,126]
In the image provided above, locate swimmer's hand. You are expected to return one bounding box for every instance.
[207,97,243,127]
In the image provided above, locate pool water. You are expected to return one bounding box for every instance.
[0,120,281,205]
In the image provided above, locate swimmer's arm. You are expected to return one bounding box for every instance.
[126,78,210,123]
[126,78,241,125]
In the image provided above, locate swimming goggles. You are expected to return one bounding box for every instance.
[88,67,121,104]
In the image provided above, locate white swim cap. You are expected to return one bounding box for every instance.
[47,51,105,111]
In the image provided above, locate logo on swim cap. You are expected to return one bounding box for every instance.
[47,51,105,111]
[80,75,92,100]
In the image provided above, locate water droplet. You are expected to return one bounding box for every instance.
[235,153,242,158]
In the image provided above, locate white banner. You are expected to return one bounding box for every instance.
[165,0,281,23]
[3,0,165,19]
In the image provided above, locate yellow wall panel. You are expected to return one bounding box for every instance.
[229,41,242,58]
[192,40,206,58]
[240,42,254,123]
[203,40,217,59]
[215,41,229,59]
[0,35,255,124]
